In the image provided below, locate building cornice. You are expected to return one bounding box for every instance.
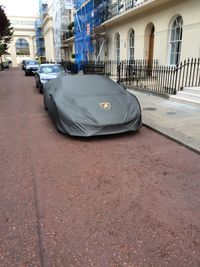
[8,15,38,20]
[102,0,180,28]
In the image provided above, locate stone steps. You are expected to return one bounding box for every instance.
[170,86,200,106]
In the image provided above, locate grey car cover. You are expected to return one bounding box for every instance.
[43,75,142,136]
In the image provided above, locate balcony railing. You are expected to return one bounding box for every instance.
[96,0,150,23]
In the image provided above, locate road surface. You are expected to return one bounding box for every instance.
[0,68,200,267]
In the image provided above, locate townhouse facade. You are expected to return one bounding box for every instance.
[67,0,200,65]
[103,0,200,64]
[5,0,200,70]
[35,0,74,63]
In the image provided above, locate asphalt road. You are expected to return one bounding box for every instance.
[0,68,200,267]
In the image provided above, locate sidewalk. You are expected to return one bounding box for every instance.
[128,88,200,154]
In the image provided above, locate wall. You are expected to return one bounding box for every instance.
[7,16,37,67]
[42,15,55,62]
[104,0,200,64]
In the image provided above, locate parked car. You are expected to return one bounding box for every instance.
[24,60,39,76]
[2,62,10,69]
[35,63,67,93]
[43,75,142,137]
[21,59,29,70]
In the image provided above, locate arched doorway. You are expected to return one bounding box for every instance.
[148,25,155,62]
[15,38,30,56]
[15,38,31,65]
[144,23,155,75]
[144,23,155,61]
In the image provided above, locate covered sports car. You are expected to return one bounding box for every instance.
[43,75,142,137]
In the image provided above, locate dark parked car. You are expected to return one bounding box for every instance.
[43,75,142,137]
[24,60,39,76]
[2,62,10,69]
[2,61,10,69]
[21,59,27,70]
[35,63,67,93]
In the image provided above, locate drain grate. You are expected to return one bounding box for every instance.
[143,107,157,111]
[166,111,177,115]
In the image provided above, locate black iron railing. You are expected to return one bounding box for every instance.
[61,58,200,94]
[78,60,119,76]
[117,58,200,94]
[83,62,106,75]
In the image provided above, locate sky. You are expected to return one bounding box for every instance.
[0,0,39,17]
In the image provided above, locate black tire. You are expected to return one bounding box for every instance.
[36,82,39,88]
[44,103,48,110]
[39,86,43,94]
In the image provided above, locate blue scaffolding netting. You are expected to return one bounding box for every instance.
[74,0,108,68]
[35,0,47,58]
[35,19,45,57]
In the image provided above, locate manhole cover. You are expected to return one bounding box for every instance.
[166,111,176,115]
[143,107,157,111]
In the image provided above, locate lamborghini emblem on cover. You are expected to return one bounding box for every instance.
[99,102,111,110]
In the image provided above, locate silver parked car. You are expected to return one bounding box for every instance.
[35,63,67,93]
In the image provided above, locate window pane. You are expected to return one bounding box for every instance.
[115,34,120,62]
[15,39,30,55]
[128,30,134,60]
[169,16,183,65]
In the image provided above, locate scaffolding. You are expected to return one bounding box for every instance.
[74,0,109,66]
[35,19,45,59]
[52,0,73,62]
[35,0,47,61]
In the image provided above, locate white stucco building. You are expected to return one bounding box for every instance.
[7,16,37,67]
[65,0,200,65]
[103,0,200,64]
[6,0,200,68]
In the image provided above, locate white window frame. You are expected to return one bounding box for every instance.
[128,29,135,61]
[169,16,183,65]
[115,33,120,63]
[15,38,30,55]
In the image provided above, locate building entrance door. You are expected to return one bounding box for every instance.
[148,26,154,62]
[148,26,155,75]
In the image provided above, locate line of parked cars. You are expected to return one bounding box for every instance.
[22,59,142,137]
[22,59,67,93]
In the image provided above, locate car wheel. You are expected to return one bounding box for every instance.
[35,81,39,88]
[25,71,28,76]
[44,103,48,110]
[39,86,43,94]
[44,100,48,110]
